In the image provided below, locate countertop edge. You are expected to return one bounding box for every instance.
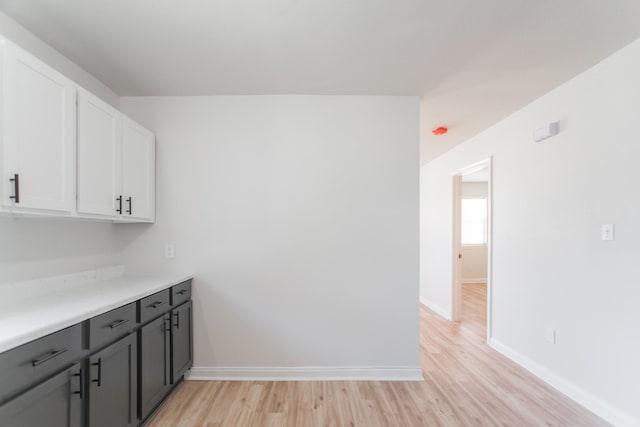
[0,274,194,354]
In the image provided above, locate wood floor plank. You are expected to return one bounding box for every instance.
[148,284,608,426]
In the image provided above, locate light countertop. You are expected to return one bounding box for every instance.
[0,267,193,353]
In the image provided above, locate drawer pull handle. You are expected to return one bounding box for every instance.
[126,197,132,215]
[148,301,164,309]
[73,369,83,399]
[173,311,180,329]
[116,195,123,214]
[176,290,188,296]
[31,348,67,366]
[92,358,102,387]
[108,319,130,329]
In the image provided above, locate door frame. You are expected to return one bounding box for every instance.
[451,158,493,340]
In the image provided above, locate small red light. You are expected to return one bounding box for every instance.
[432,126,448,136]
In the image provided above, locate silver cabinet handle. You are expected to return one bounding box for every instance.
[108,319,130,329]
[31,348,67,366]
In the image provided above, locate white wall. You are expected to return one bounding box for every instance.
[420,38,640,426]
[461,181,488,199]
[119,95,420,378]
[461,245,487,283]
[0,12,122,283]
[0,218,121,283]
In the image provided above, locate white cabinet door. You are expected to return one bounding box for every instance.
[122,117,155,222]
[77,88,122,217]
[1,40,76,213]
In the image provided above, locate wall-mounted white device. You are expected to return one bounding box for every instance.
[533,122,559,143]
[165,243,175,258]
[601,224,615,241]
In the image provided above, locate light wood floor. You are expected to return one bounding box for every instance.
[459,282,487,338]
[148,284,607,426]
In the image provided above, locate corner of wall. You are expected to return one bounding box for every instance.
[419,296,452,321]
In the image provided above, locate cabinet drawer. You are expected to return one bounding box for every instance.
[139,289,171,324]
[0,324,82,404]
[89,303,136,351]
[171,280,191,306]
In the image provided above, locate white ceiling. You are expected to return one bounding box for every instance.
[2,0,640,164]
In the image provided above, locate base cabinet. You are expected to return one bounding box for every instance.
[0,363,82,427]
[87,333,137,427]
[139,288,193,424]
[171,301,193,383]
[138,313,171,421]
[0,280,192,427]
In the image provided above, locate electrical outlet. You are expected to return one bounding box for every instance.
[165,244,175,259]
[544,328,556,344]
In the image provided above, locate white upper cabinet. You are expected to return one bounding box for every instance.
[1,39,76,214]
[77,88,122,218]
[0,38,155,223]
[121,118,155,222]
[77,90,155,223]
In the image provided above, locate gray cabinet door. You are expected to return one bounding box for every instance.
[171,301,193,383]
[0,363,82,427]
[88,333,137,427]
[139,313,171,421]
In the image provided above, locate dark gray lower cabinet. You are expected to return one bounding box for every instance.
[88,334,137,427]
[171,301,193,383]
[139,313,171,421]
[0,280,192,427]
[0,324,82,404]
[0,363,82,427]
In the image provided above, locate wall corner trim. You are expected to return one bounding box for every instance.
[419,296,452,321]
[186,366,424,382]
[488,338,638,427]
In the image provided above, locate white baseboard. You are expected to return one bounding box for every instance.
[186,366,424,382]
[419,296,452,320]
[488,338,638,427]
[462,278,487,284]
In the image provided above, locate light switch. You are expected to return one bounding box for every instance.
[601,224,615,241]
[165,243,175,258]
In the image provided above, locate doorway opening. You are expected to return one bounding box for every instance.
[452,158,492,341]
